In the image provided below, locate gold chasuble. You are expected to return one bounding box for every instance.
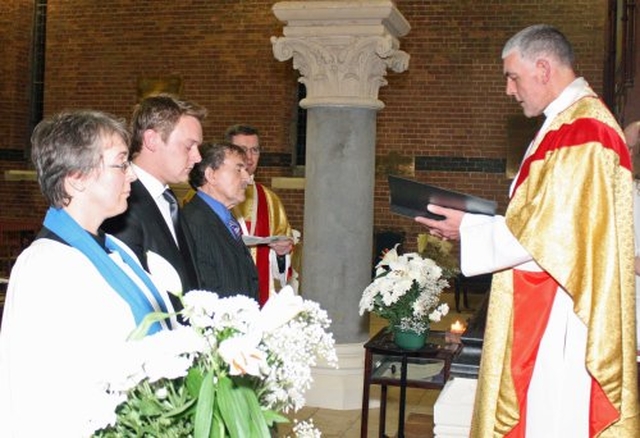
[232,182,293,304]
[471,95,639,437]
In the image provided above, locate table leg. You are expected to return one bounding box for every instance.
[361,350,372,437]
[397,356,409,438]
[379,384,387,438]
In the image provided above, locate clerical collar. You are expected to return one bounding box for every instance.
[543,77,592,122]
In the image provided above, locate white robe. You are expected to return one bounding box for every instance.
[0,236,174,437]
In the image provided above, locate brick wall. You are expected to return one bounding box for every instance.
[0,0,609,250]
[0,1,32,152]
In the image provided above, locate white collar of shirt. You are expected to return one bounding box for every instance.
[510,78,593,196]
[131,163,178,242]
[132,163,167,200]
[541,77,593,129]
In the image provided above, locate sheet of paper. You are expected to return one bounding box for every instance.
[242,235,291,246]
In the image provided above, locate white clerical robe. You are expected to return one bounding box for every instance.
[0,237,175,437]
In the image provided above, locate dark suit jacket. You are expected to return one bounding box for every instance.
[102,180,199,300]
[182,195,259,300]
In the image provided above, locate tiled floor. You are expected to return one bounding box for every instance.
[282,386,441,437]
[278,290,485,437]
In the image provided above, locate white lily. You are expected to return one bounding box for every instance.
[256,285,304,333]
[378,244,400,267]
[147,251,183,297]
[218,334,267,377]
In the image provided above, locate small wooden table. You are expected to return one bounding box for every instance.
[360,329,462,438]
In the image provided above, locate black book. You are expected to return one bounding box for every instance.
[388,175,497,220]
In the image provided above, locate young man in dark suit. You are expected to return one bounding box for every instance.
[103,94,206,302]
[181,142,259,300]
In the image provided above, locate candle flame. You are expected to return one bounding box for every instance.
[451,320,465,333]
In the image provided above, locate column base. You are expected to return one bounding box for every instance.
[433,377,477,437]
[304,342,366,410]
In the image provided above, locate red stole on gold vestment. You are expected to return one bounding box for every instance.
[471,96,639,437]
[232,182,293,306]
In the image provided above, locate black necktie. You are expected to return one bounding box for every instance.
[162,188,180,232]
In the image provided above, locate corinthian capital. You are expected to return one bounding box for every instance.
[271,1,410,110]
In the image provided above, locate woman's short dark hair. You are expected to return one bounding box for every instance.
[188,142,246,189]
[130,93,207,157]
[31,110,130,208]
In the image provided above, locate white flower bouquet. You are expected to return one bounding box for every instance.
[92,286,337,438]
[359,245,450,334]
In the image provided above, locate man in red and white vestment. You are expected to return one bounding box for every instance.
[418,25,639,437]
[226,125,298,305]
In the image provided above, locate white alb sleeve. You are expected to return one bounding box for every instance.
[459,213,534,276]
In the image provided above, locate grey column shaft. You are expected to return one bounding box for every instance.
[271,1,410,349]
[301,107,375,344]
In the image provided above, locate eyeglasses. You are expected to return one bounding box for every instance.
[108,161,132,173]
[241,146,261,155]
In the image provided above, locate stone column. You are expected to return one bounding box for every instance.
[271,1,410,409]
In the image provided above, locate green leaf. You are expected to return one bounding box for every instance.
[164,397,197,418]
[262,409,289,426]
[194,370,216,438]
[239,386,270,437]
[138,397,163,416]
[210,407,226,438]
[186,367,205,398]
[217,376,251,438]
[127,311,172,340]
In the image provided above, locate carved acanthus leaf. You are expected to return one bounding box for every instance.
[271,34,409,108]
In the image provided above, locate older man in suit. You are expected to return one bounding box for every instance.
[182,142,258,299]
[103,94,206,302]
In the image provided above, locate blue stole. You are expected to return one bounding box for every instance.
[43,207,168,334]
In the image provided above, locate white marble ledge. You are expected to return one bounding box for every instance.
[434,377,477,429]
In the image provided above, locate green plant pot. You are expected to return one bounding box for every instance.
[393,328,427,350]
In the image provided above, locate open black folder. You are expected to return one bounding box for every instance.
[388,175,497,220]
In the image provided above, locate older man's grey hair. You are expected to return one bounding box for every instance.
[502,24,575,68]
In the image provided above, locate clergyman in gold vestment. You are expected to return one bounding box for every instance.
[417,24,639,437]
[226,125,297,305]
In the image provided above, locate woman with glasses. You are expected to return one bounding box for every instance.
[0,110,175,437]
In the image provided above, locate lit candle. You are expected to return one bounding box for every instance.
[450,320,465,334]
[446,320,465,343]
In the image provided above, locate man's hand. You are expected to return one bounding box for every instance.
[414,204,465,241]
[269,238,293,256]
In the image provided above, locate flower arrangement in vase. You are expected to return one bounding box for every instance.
[359,244,450,350]
[92,286,337,438]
